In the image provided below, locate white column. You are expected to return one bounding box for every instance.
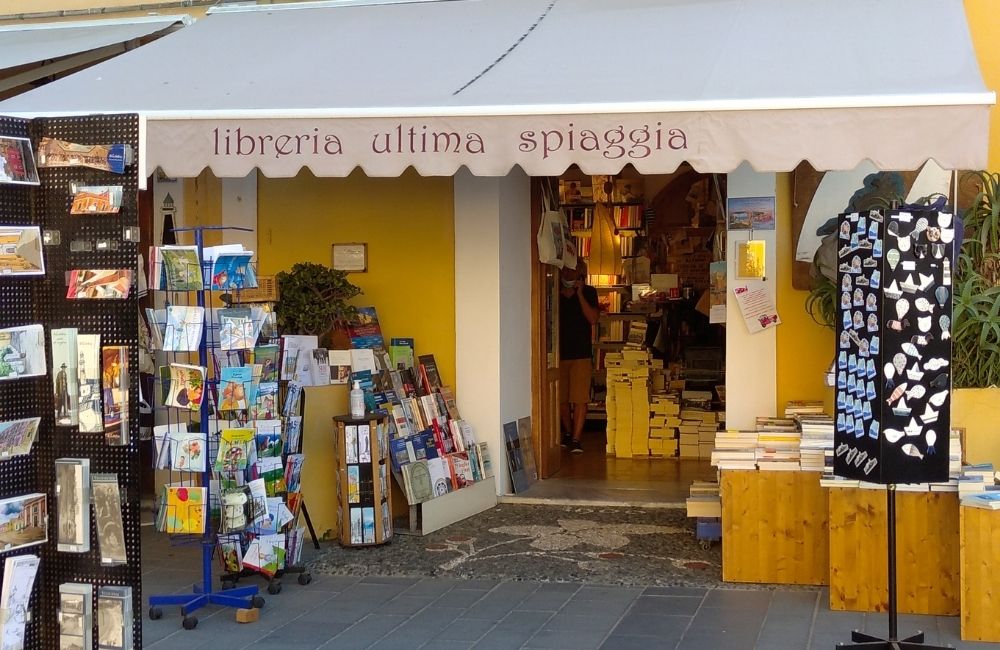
[454,168,531,495]
[221,173,258,249]
[725,164,778,428]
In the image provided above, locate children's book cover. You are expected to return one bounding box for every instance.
[101,346,129,445]
[0,324,46,381]
[253,344,280,382]
[258,456,286,497]
[284,416,302,455]
[166,363,205,412]
[255,427,283,458]
[215,428,255,472]
[284,454,304,494]
[218,534,243,574]
[164,486,205,534]
[219,308,256,351]
[67,269,132,299]
[163,305,204,352]
[170,432,206,472]
[0,417,39,459]
[0,225,44,276]
[51,328,79,427]
[211,251,256,290]
[76,334,102,432]
[159,246,203,291]
[0,136,39,185]
[218,366,251,413]
[70,185,123,214]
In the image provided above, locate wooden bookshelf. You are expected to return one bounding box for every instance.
[332,414,393,547]
[720,470,829,585]
[828,487,959,615]
[960,505,1000,641]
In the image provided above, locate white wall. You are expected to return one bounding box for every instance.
[454,169,532,495]
[221,174,258,250]
[725,164,777,428]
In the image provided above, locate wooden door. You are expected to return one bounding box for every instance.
[531,179,563,478]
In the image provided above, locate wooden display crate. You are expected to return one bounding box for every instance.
[828,487,959,615]
[961,506,1000,641]
[332,414,393,547]
[721,470,829,585]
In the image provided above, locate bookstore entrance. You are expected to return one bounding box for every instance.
[527,167,726,504]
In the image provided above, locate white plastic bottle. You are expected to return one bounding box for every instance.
[349,380,365,418]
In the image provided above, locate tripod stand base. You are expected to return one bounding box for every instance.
[837,629,953,649]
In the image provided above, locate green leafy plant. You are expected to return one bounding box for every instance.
[805,272,837,329]
[953,171,1000,388]
[275,262,362,338]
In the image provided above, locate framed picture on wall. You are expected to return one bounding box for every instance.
[332,243,367,272]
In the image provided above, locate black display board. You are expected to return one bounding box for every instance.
[834,208,953,484]
[0,114,141,648]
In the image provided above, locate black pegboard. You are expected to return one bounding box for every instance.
[0,114,142,649]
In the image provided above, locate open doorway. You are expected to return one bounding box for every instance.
[528,166,726,504]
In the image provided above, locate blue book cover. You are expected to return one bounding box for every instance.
[211,252,256,290]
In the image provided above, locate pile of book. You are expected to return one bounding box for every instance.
[819,429,965,491]
[605,347,674,458]
[710,430,758,470]
[679,406,719,459]
[755,417,801,471]
[787,401,834,473]
[648,395,680,457]
[685,480,721,518]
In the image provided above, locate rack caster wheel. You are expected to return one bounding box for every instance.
[221,580,235,590]
[699,540,712,550]
[182,616,198,630]
[252,595,265,609]
[148,607,163,621]
[297,573,312,586]
[267,582,281,595]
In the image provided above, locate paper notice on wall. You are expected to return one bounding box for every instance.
[732,280,780,334]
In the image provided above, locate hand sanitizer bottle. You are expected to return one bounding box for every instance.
[350,380,365,419]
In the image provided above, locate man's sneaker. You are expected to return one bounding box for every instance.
[560,432,572,447]
[571,440,583,454]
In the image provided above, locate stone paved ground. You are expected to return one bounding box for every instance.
[142,531,996,649]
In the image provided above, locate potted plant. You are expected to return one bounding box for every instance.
[951,171,1000,465]
[274,262,362,346]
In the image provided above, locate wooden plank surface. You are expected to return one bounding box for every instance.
[961,506,1000,641]
[828,488,960,615]
[721,470,829,585]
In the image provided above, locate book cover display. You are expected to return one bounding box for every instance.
[833,208,953,484]
[51,328,80,426]
[0,225,44,276]
[55,458,90,553]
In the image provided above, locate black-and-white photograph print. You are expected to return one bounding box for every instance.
[56,459,90,552]
[92,474,126,565]
[97,597,123,648]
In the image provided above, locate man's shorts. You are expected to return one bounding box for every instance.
[559,358,592,405]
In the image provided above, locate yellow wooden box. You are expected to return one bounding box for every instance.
[828,487,959,615]
[721,470,829,585]
[960,505,1000,641]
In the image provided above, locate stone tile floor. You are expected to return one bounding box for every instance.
[142,530,995,649]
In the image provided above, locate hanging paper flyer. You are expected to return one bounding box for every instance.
[709,261,727,324]
[732,280,780,334]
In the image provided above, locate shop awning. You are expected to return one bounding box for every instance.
[0,15,191,95]
[0,0,992,177]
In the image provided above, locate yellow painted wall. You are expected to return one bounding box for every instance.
[953,388,1000,466]
[966,0,1000,172]
[774,173,835,415]
[256,169,456,388]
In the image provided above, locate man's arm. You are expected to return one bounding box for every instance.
[577,285,599,325]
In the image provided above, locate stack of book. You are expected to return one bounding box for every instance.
[685,480,722,518]
[648,394,680,457]
[604,348,656,458]
[710,430,758,470]
[755,417,801,471]
[958,463,997,498]
[792,409,834,473]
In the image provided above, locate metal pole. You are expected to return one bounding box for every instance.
[195,227,213,597]
[887,483,898,641]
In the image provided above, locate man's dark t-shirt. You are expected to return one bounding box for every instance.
[560,285,599,360]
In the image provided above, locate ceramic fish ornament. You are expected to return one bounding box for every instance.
[905,384,926,401]
[902,443,924,460]
[915,297,933,313]
[884,428,905,443]
[901,342,921,359]
[925,429,937,454]
[886,383,908,405]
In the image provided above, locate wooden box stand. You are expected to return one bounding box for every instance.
[333,414,393,547]
[960,505,1000,641]
[828,487,959,615]
[721,470,829,585]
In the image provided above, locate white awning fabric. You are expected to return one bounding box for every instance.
[0,0,992,177]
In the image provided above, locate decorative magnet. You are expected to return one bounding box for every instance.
[943,258,951,285]
[901,342,922,359]
[884,362,896,380]
[853,288,865,307]
[887,249,901,270]
[866,359,877,379]
[853,311,865,330]
[846,447,859,464]
[837,413,846,432]
[864,457,878,474]
[892,397,911,417]
[886,381,908,404]
[843,311,853,330]
[842,275,852,291]
[929,373,949,389]
[854,450,868,467]
[925,429,937,454]
[887,221,902,238]
[873,238,883,258]
[941,228,954,244]
[839,351,848,369]
[926,227,941,242]
[840,221,851,239]
[885,428,905,443]
[867,313,879,332]
[917,315,932,332]
[895,298,910,319]
[853,418,864,437]
[840,330,850,348]
[886,319,908,332]
[915,297,933,313]
[907,363,925,383]
[849,354,858,373]
[906,384,926,400]
[869,421,880,440]
[903,418,922,437]
[865,380,876,401]
[897,236,911,252]
[851,255,862,273]
[900,274,919,293]
[939,315,951,339]
[901,443,924,459]
[913,217,929,236]
[918,273,934,291]
[862,401,873,420]
[870,336,880,355]
[938,213,952,228]
[920,404,939,425]
[932,243,945,259]
[928,390,948,407]
[893,353,907,375]
[884,280,902,300]
[934,286,949,306]
[870,269,881,289]
[924,357,949,371]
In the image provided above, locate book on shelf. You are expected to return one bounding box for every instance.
[208,247,256,290]
[152,245,203,291]
[348,306,385,351]
[389,337,415,370]
[162,305,204,352]
[215,428,255,472]
[218,307,257,351]
[161,485,207,534]
[447,451,475,489]
[418,354,443,394]
[961,492,1000,510]
[328,349,352,384]
[427,456,453,496]
[165,363,205,411]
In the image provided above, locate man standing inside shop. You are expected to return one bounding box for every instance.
[560,262,599,453]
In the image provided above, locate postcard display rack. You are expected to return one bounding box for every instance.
[833,207,953,650]
[0,115,143,649]
[333,414,392,546]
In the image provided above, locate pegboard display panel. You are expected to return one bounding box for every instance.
[0,115,46,650]
[0,114,143,650]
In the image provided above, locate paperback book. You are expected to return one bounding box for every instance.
[418,354,443,394]
[0,324,46,381]
[162,486,206,534]
[66,269,132,299]
[215,428,255,471]
[210,250,256,290]
[51,327,80,426]
[389,337,414,370]
[154,245,203,291]
[218,366,251,413]
[218,534,243,574]
[162,305,204,352]
[170,432,206,472]
[329,349,352,384]
[348,307,385,351]
[219,308,256,351]
[0,225,44,276]
[252,381,278,419]
[254,344,280,382]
